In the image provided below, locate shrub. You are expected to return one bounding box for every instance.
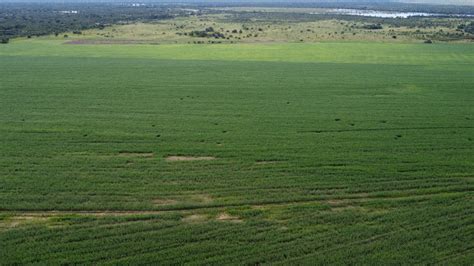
[464,22,474,34]
[363,24,383,30]
[189,29,224,39]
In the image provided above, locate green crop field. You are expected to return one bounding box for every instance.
[1,39,473,264]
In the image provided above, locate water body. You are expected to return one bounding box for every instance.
[320,9,473,18]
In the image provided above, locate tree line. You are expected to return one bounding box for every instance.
[0,3,180,42]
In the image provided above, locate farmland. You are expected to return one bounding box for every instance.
[1,0,474,262]
[1,36,473,263]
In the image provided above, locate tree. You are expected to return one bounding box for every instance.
[464,22,474,34]
[363,24,383,30]
[1,38,9,44]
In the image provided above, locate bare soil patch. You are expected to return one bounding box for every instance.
[152,199,178,206]
[3,211,166,219]
[182,214,208,223]
[326,199,349,206]
[255,160,281,165]
[165,156,215,162]
[216,213,243,223]
[191,194,213,204]
[118,151,154,158]
[1,215,50,228]
[331,206,363,212]
[153,194,212,207]
[84,211,163,216]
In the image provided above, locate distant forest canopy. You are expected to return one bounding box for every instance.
[0,3,175,41]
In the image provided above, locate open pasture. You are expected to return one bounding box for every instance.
[0,39,473,264]
[53,14,474,44]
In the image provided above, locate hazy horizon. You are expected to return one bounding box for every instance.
[1,0,473,6]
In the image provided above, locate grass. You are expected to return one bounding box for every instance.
[3,38,474,65]
[0,39,473,264]
[22,14,473,45]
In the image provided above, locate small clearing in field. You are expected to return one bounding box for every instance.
[152,199,179,206]
[216,213,243,223]
[1,215,50,228]
[325,199,370,212]
[182,214,208,223]
[118,152,154,158]
[191,194,213,204]
[165,156,215,162]
[255,160,282,165]
[331,206,370,212]
[2,211,166,220]
[326,199,349,206]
